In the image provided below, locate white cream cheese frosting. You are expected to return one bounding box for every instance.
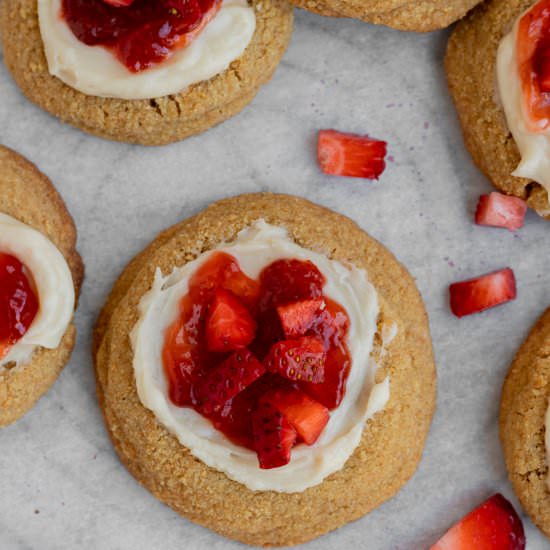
[38,0,256,100]
[0,213,75,369]
[131,220,390,493]
[497,4,550,195]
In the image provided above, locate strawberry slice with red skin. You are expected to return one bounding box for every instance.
[252,400,297,469]
[205,289,256,352]
[102,0,135,7]
[262,388,329,445]
[475,193,527,232]
[193,349,265,414]
[264,336,326,383]
[430,493,525,550]
[317,129,387,179]
[277,298,325,338]
[449,268,517,318]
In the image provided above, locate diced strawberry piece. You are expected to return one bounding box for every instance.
[430,493,525,550]
[277,298,325,338]
[263,388,329,445]
[102,0,135,7]
[449,268,516,318]
[264,336,326,383]
[205,289,256,352]
[475,193,527,231]
[193,349,265,414]
[252,400,297,469]
[317,129,387,179]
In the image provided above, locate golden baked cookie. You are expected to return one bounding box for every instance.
[94,193,436,546]
[446,0,550,220]
[289,0,481,31]
[0,0,293,146]
[500,307,550,539]
[0,145,83,427]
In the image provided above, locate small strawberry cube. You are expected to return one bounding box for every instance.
[277,298,325,338]
[205,289,256,352]
[264,336,326,383]
[263,388,329,445]
[449,268,516,318]
[252,401,297,469]
[430,493,525,550]
[475,193,527,231]
[317,129,387,179]
[193,349,265,414]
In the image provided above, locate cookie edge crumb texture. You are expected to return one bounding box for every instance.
[0,0,294,146]
[445,0,550,219]
[94,192,436,547]
[289,0,481,32]
[500,307,550,540]
[0,145,84,427]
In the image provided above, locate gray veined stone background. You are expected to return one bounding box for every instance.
[1,9,550,550]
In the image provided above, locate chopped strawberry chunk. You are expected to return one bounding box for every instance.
[430,493,525,550]
[537,46,550,92]
[264,336,326,383]
[205,289,256,352]
[102,0,135,6]
[252,400,297,469]
[193,349,265,414]
[317,129,387,179]
[263,388,329,445]
[475,193,527,231]
[449,268,516,318]
[277,298,325,338]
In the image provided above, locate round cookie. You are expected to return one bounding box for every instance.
[289,0,481,32]
[500,307,550,539]
[94,193,436,546]
[0,0,293,146]
[0,145,83,427]
[445,0,550,220]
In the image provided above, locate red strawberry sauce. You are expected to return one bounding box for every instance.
[517,0,550,130]
[162,251,351,449]
[61,0,221,72]
[0,253,39,360]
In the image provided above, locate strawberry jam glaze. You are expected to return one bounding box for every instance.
[517,0,550,130]
[0,253,39,361]
[162,252,351,450]
[61,0,221,72]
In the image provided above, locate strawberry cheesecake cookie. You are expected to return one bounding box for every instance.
[289,0,481,32]
[0,0,292,145]
[446,0,550,220]
[500,307,550,539]
[0,145,83,427]
[94,193,436,546]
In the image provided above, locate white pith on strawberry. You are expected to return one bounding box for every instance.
[475,192,527,231]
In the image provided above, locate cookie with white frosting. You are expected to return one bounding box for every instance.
[0,0,293,145]
[0,145,83,427]
[500,307,550,539]
[446,0,550,220]
[289,0,480,32]
[94,193,436,546]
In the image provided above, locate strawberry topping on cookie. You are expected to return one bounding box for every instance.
[62,0,221,72]
[0,253,39,360]
[162,251,352,468]
[517,0,550,130]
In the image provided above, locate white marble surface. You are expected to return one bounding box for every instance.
[1,9,550,550]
